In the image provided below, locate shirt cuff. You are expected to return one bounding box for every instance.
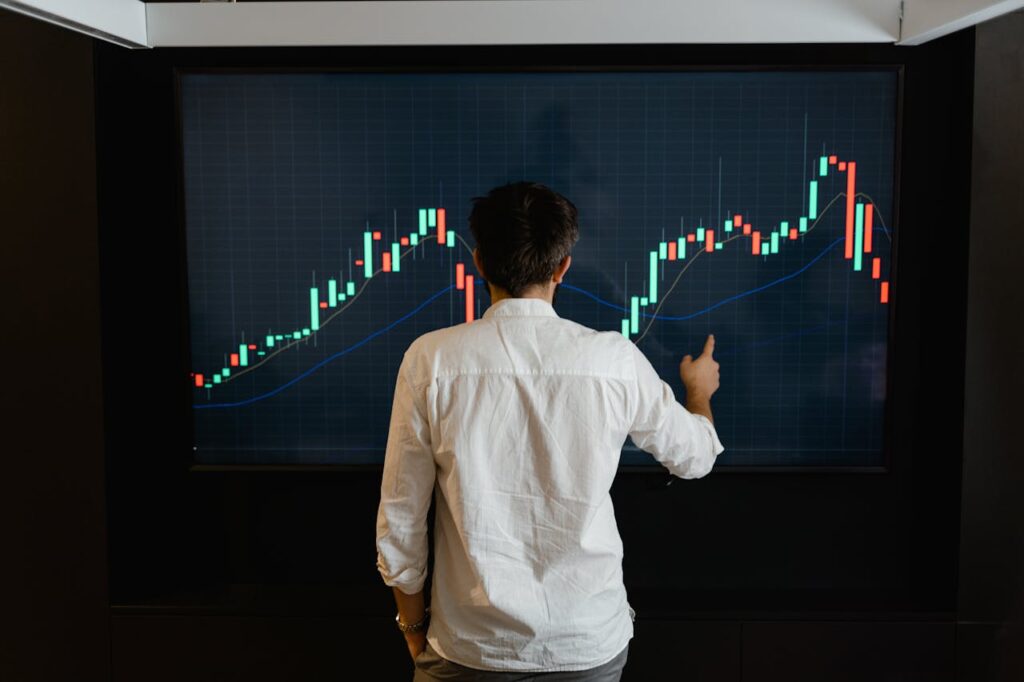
[377,557,428,595]
[693,413,726,457]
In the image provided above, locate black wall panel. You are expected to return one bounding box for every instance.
[0,10,109,682]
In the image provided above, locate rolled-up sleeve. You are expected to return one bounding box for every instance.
[627,342,725,479]
[375,353,436,594]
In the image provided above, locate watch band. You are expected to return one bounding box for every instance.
[396,606,430,633]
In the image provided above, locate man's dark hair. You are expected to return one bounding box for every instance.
[468,182,579,298]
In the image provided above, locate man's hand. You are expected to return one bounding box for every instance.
[679,334,720,421]
[404,631,427,661]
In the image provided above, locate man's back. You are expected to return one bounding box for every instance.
[376,296,723,672]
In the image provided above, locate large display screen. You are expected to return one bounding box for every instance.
[180,69,897,467]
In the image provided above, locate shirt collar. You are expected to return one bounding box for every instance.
[482,297,559,319]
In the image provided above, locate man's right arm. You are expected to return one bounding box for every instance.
[626,334,723,479]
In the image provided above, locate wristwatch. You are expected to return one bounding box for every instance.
[395,606,430,633]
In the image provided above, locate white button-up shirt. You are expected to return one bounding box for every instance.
[375,296,724,672]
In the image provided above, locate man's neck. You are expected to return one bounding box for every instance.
[488,284,554,306]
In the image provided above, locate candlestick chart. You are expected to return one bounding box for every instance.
[181,70,897,466]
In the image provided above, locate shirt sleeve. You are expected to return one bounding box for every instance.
[626,341,725,479]
[375,352,436,594]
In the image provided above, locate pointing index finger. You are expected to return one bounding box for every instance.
[702,334,715,357]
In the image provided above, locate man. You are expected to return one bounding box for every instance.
[376,182,723,681]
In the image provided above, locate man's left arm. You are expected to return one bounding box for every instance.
[375,354,436,659]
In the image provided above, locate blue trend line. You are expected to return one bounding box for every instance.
[195,284,454,410]
[650,236,844,321]
[196,232,868,409]
[558,284,629,313]
[561,236,847,322]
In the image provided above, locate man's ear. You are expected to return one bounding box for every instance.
[553,255,571,284]
[472,248,486,280]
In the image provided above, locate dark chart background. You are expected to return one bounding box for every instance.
[182,71,896,467]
